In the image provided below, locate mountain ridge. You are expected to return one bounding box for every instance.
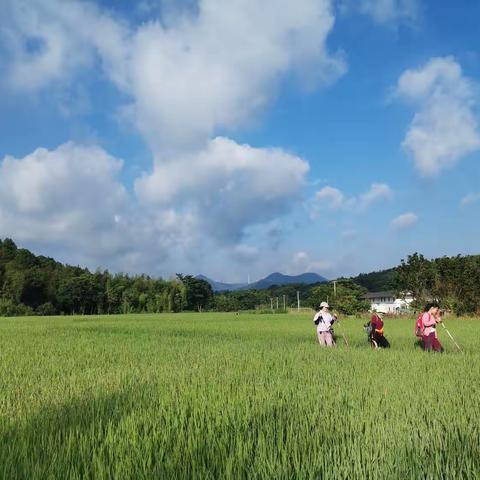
[196,272,328,291]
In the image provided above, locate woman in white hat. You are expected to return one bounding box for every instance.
[313,301,337,347]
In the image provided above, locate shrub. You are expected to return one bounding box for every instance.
[0,298,18,317]
[0,298,34,317]
[36,302,57,316]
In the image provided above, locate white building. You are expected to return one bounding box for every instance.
[362,291,414,314]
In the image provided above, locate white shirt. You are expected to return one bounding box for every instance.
[313,311,335,332]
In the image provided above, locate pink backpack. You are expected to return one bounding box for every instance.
[414,313,425,337]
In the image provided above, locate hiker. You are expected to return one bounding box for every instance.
[370,311,390,349]
[414,317,424,349]
[421,302,444,352]
[313,301,337,347]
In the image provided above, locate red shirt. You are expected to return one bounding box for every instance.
[371,314,384,331]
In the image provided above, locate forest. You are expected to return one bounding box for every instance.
[395,252,480,315]
[0,239,214,316]
[1,238,479,316]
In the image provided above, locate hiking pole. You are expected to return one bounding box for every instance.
[335,319,349,347]
[441,322,463,353]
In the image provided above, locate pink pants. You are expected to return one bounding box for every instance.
[422,332,443,352]
[317,330,334,347]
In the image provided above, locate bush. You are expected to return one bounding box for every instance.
[0,298,34,317]
[36,302,57,316]
[0,298,18,317]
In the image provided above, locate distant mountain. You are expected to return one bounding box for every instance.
[196,272,328,292]
[195,275,248,292]
[252,272,328,290]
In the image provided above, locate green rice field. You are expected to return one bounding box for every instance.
[1,313,479,479]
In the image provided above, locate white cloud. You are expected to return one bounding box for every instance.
[1,0,346,151]
[314,186,345,211]
[0,142,124,218]
[312,182,392,216]
[461,192,480,207]
[290,251,332,275]
[0,0,128,92]
[0,142,126,254]
[395,57,480,176]
[357,183,393,210]
[0,0,348,276]
[1,0,344,235]
[340,0,419,24]
[0,139,309,275]
[231,244,259,262]
[391,212,418,229]
[135,137,309,243]
[120,0,343,246]
[121,0,346,153]
[0,143,203,273]
[287,250,358,279]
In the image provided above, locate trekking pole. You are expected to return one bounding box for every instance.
[335,319,349,347]
[441,322,463,353]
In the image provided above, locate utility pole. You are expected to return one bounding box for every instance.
[297,291,300,312]
[283,295,286,311]
[333,280,337,298]
[276,297,279,310]
[270,298,273,311]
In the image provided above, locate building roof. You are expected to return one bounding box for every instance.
[361,291,395,300]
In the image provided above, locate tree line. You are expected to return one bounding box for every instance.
[0,239,214,316]
[1,239,479,316]
[395,252,480,315]
[349,268,397,293]
[215,280,369,314]
[0,238,369,316]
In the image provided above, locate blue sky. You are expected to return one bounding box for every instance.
[0,0,479,282]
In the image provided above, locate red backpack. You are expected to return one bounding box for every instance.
[414,313,425,337]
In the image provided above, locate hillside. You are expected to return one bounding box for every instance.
[2,238,479,315]
[197,272,328,292]
[252,272,328,289]
[0,238,212,316]
[350,268,397,292]
[195,275,248,292]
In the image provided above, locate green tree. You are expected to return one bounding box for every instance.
[395,253,436,308]
[176,275,213,311]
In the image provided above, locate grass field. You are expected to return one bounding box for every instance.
[1,313,479,479]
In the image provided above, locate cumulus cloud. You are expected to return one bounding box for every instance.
[395,57,480,176]
[0,143,200,273]
[1,0,346,152]
[340,0,419,24]
[0,143,125,253]
[0,0,348,276]
[357,183,393,210]
[312,182,392,216]
[313,186,345,211]
[391,212,418,229]
[121,0,346,153]
[231,244,260,262]
[0,140,307,278]
[135,137,309,242]
[290,251,332,275]
[118,0,344,247]
[0,142,123,219]
[460,192,480,207]
[0,0,128,91]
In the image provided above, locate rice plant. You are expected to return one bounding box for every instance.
[0,313,478,479]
